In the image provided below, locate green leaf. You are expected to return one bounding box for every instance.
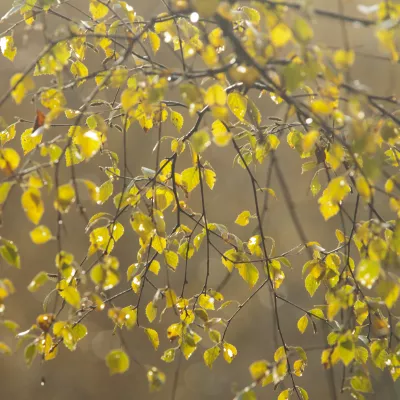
[204,346,220,368]
[338,337,355,366]
[370,340,388,370]
[0,342,11,355]
[161,348,176,363]
[301,161,317,174]
[27,271,48,292]
[147,366,166,392]
[355,346,369,364]
[293,17,314,42]
[0,238,20,268]
[106,349,130,375]
[298,387,309,400]
[350,373,372,393]
[191,130,211,153]
[145,328,159,350]
[24,342,37,367]
[297,315,308,334]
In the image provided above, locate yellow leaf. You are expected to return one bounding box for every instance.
[29,225,53,244]
[205,84,226,106]
[144,328,159,350]
[333,49,355,69]
[149,260,160,275]
[0,148,20,173]
[297,315,308,334]
[204,169,216,189]
[21,128,42,155]
[54,184,76,213]
[318,177,351,220]
[0,124,16,146]
[10,73,35,105]
[165,289,177,308]
[181,166,200,192]
[21,188,44,225]
[227,92,247,121]
[59,286,81,309]
[149,31,161,54]
[376,29,399,62]
[170,111,184,132]
[235,210,251,226]
[76,130,102,159]
[90,0,109,20]
[145,301,157,323]
[96,180,113,205]
[40,88,66,110]
[164,250,179,270]
[70,60,88,80]
[278,389,290,400]
[238,263,259,288]
[106,349,130,375]
[0,182,13,205]
[271,23,292,47]
[222,342,237,363]
[65,144,84,166]
[0,36,17,61]
[311,99,333,115]
[212,119,232,147]
[302,130,319,152]
[198,294,215,310]
[356,175,372,202]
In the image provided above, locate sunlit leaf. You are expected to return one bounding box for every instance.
[29,225,53,244]
[106,349,130,375]
[145,328,159,350]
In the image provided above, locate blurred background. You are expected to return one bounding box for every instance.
[0,0,399,399]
